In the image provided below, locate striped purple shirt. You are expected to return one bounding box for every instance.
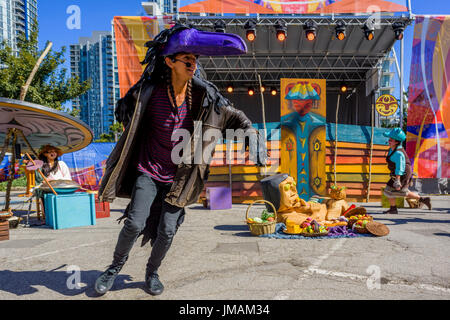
[138,84,194,183]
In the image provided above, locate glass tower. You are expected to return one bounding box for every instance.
[0,0,38,51]
[70,32,120,140]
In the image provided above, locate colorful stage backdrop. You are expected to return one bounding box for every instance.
[178,0,409,15]
[0,156,21,182]
[407,15,450,179]
[280,79,327,200]
[113,16,174,97]
[60,143,115,190]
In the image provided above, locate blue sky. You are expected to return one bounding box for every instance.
[38,0,145,54]
[37,0,450,104]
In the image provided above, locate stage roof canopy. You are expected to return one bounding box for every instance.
[179,15,413,89]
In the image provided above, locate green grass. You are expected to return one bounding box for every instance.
[0,175,27,191]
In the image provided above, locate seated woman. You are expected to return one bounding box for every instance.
[35,144,71,183]
[34,144,72,220]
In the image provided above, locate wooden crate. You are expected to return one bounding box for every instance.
[0,220,9,241]
[95,195,110,219]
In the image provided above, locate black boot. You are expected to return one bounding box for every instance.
[145,271,164,296]
[94,263,123,295]
[383,206,398,214]
[419,197,432,210]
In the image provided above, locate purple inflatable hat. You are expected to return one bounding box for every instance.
[161,28,247,56]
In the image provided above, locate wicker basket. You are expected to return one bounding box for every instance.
[345,207,372,228]
[353,224,370,234]
[347,216,373,228]
[406,198,420,208]
[344,207,367,218]
[246,200,277,236]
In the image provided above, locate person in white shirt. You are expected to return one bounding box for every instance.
[36,144,72,182]
[32,144,72,222]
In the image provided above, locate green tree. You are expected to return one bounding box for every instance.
[0,20,90,116]
[94,122,123,143]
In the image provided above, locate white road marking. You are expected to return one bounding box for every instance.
[7,240,111,263]
[273,238,348,300]
[308,238,347,269]
[306,267,450,295]
[273,236,450,298]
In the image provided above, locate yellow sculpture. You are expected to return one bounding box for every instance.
[276,176,350,226]
[324,185,350,220]
[276,176,328,225]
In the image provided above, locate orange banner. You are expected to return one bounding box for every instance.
[113,16,174,97]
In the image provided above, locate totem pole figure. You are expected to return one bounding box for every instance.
[280,79,327,200]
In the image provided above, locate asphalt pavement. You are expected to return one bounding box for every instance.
[0,191,449,301]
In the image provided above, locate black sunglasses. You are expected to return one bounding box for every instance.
[173,59,195,68]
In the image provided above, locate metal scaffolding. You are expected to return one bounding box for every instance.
[179,15,413,89]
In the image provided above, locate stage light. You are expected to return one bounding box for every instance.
[260,86,266,93]
[247,30,256,42]
[363,22,375,41]
[270,87,277,96]
[304,21,317,41]
[340,84,348,93]
[227,85,234,93]
[214,20,226,33]
[393,21,405,40]
[248,87,255,96]
[306,31,316,41]
[335,20,346,40]
[245,20,257,42]
[275,20,287,42]
[277,31,286,42]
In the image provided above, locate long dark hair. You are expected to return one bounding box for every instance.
[38,154,59,177]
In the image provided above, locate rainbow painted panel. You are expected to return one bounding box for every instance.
[407,16,450,178]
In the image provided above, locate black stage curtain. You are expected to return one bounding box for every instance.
[326,82,375,127]
[224,83,374,127]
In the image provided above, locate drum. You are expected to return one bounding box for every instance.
[39,180,81,194]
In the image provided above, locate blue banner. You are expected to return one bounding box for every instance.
[60,143,115,190]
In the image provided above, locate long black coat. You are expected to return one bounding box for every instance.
[98,76,266,246]
[98,75,265,205]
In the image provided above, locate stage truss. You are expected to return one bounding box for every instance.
[178,15,413,88]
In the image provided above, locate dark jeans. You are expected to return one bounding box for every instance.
[112,172,185,274]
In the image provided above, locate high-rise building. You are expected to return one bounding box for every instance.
[0,0,38,50]
[379,52,395,96]
[378,50,400,127]
[70,31,120,140]
[142,0,177,15]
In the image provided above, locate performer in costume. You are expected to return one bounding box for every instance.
[382,128,431,214]
[94,24,267,296]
